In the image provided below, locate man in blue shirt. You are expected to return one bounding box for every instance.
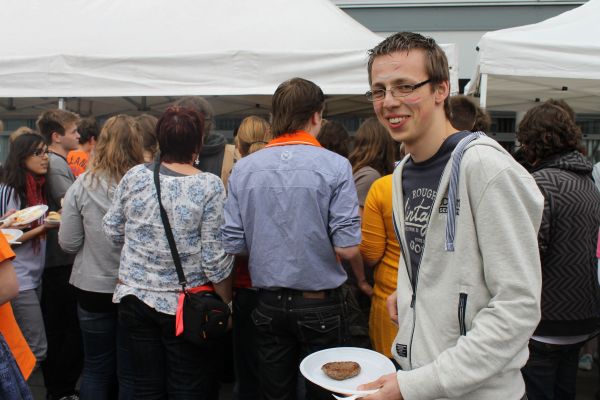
[222,77,363,400]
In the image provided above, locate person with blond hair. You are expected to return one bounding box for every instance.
[235,116,271,157]
[230,115,271,400]
[9,127,36,143]
[59,115,145,399]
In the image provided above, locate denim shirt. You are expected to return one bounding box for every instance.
[103,163,233,315]
[221,144,361,290]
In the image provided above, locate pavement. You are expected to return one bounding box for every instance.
[28,369,234,400]
[28,364,599,400]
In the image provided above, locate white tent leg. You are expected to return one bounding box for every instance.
[479,73,488,110]
[58,98,65,110]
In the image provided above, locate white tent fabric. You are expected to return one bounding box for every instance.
[467,0,600,113]
[0,0,457,119]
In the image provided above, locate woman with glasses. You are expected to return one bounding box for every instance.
[59,116,144,399]
[0,132,58,365]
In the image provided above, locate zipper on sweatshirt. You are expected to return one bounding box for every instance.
[407,255,424,368]
[458,292,468,336]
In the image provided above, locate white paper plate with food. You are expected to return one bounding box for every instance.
[9,205,48,226]
[300,347,396,395]
[1,229,23,244]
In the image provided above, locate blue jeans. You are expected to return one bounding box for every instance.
[118,295,222,400]
[522,339,584,400]
[252,288,347,400]
[78,305,134,400]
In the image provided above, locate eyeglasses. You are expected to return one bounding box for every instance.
[32,148,50,157]
[365,79,431,102]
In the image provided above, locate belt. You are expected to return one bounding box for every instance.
[259,287,338,300]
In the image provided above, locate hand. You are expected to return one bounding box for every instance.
[358,373,402,400]
[0,210,16,228]
[42,220,60,231]
[358,280,374,298]
[386,291,398,325]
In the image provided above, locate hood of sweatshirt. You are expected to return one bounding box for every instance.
[200,133,227,156]
[532,150,593,175]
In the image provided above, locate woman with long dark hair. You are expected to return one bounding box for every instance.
[103,107,233,399]
[59,115,144,399]
[0,133,57,364]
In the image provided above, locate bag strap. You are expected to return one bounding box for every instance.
[153,160,187,291]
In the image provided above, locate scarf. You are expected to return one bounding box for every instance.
[24,173,46,254]
[265,131,322,148]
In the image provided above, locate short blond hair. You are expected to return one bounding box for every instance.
[9,126,36,143]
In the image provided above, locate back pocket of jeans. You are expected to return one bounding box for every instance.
[297,315,341,344]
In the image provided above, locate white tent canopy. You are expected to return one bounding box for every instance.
[0,0,457,119]
[467,0,600,114]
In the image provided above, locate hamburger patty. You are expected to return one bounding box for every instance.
[321,361,361,380]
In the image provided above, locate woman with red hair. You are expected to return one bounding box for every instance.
[103,107,233,399]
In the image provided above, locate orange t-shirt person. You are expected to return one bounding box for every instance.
[0,235,36,379]
[67,149,90,177]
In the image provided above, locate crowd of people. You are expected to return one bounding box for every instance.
[0,31,598,400]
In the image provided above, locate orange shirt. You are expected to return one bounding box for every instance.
[0,235,36,379]
[67,149,90,177]
[360,175,401,357]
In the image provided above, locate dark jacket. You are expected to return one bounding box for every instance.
[532,151,600,336]
[194,133,226,177]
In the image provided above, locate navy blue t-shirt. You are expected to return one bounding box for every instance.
[401,131,470,286]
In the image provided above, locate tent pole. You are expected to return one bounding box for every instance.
[58,98,66,110]
[479,73,488,110]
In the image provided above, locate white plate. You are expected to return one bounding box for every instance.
[1,229,23,244]
[10,205,48,226]
[300,347,396,395]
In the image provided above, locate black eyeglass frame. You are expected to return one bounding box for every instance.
[365,79,432,102]
[32,147,50,157]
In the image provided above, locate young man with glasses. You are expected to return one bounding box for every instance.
[360,32,545,400]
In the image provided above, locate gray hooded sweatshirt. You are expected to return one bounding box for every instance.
[391,134,544,400]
